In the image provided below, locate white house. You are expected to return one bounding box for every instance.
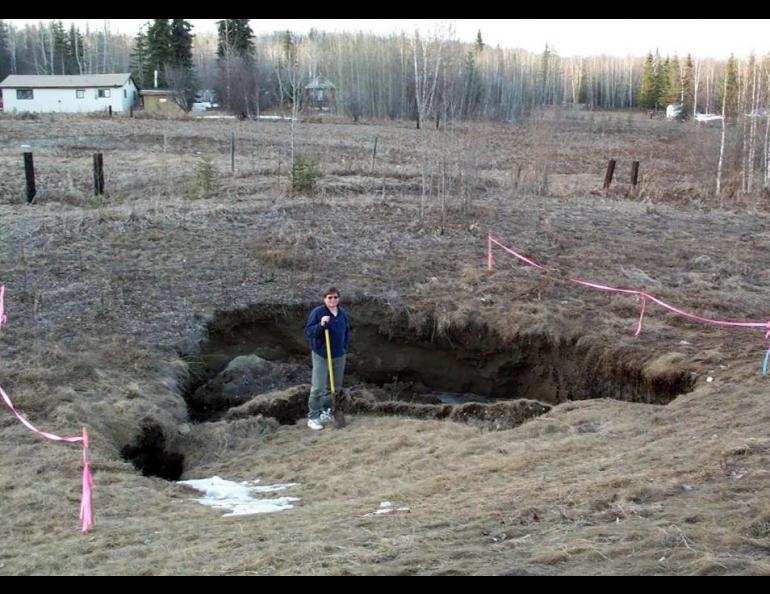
[0,73,138,114]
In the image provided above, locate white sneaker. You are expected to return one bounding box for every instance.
[307,418,323,431]
[319,409,333,424]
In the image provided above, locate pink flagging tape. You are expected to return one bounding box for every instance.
[487,234,770,371]
[0,384,94,532]
[79,428,93,532]
[0,286,93,531]
[0,285,7,328]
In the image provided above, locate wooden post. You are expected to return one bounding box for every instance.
[603,159,616,189]
[371,135,378,173]
[630,160,640,187]
[23,152,36,203]
[108,105,112,117]
[93,153,104,195]
[230,132,235,174]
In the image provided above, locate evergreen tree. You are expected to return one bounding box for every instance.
[50,21,68,74]
[146,19,172,86]
[169,19,193,69]
[0,20,12,80]
[215,19,257,114]
[66,24,84,74]
[680,54,695,120]
[475,30,484,53]
[655,54,671,109]
[462,50,482,118]
[639,52,657,109]
[216,19,254,59]
[130,27,150,87]
[722,54,740,119]
[281,30,295,65]
[167,19,196,110]
[669,54,681,104]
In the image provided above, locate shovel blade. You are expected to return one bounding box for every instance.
[333,408,347,429]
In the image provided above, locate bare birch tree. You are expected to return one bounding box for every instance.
[716,72,728,201]
[412,25,445,129]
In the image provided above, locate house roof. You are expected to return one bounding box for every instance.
[305,76,336,90]
[0,74,134,89]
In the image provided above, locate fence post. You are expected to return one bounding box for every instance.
[23,152,36,203]
[93,153,104,195]
[603,159,616,189]
[630,160,640,187]
[371,135,378,173]
[230,131,235,174]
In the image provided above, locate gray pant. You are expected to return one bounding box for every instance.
[309,351,346,420]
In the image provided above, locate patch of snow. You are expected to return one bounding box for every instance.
[179,475,300,516]
[367,501,410,516]
[695,113,723,122]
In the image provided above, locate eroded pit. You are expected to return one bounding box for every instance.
[179,299,695,424]
[120,422,185,481]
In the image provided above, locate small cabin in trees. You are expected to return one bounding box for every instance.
[304,76,336,111]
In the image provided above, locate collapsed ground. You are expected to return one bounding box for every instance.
[1,112,770,575]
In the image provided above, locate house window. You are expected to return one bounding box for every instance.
[123,89,127,98]
[17,89,33,100]
[96,89,111,99]
[76,89,85,99]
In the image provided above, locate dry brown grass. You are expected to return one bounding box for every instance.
[1,113,770,574]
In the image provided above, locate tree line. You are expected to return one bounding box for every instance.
[1,19,768,124]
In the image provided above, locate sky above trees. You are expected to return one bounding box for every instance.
[5,19,770,59]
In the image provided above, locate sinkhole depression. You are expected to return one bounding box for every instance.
[180,299,695,421]
[121,299,695,479]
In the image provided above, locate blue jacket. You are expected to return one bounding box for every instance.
[304,305,350,359]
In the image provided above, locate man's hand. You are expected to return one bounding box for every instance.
[320,315,331,327]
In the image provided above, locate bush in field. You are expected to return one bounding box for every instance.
[188,155,218,199]
[291,153,321,194]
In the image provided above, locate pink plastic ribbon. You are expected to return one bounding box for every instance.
[487,234,770,341]
[0,285,93,532]
[0,384,93,532]
[0,285,7,328]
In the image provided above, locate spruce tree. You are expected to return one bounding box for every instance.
[216,19,254,59]
[66,24,84,75]
[169,19,193,70]
[723,54,740,119]
[639,52,657,110]
[215,19,256,114]
[0,20,12,80]
[669,54,681,105]
[168,19,196,109]
[50,21,68,75]
[475,30,484,53]
[680,54,695,120]
[655,55,672,109]
[130,28,150,88]
[146,19,172,86]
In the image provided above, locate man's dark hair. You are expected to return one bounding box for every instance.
[324,287,339,297]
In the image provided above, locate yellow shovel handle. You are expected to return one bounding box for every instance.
[324,327,336,394]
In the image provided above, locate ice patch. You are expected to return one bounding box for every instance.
[179,475,300,516]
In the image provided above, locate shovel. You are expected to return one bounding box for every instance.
[324,327,347,428]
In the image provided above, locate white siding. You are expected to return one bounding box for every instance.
[3,82,137,113]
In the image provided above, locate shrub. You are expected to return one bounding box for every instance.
[291,153,321,194]
[188,155,217,199]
